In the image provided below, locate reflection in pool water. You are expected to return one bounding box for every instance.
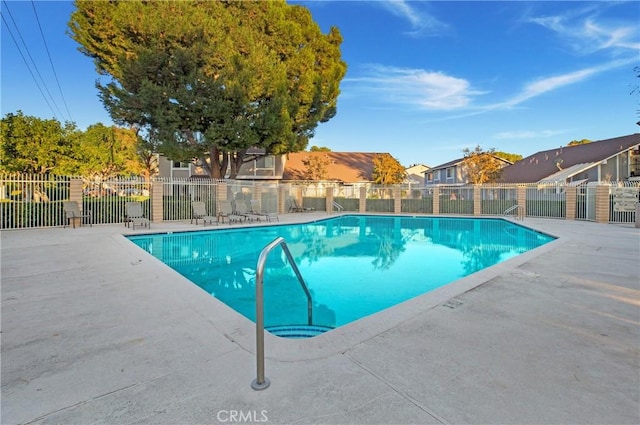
[127,215,554,332]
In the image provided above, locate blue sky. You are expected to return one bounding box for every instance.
[2,1,639,167]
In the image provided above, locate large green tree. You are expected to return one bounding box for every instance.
[309,146,332,152]
[75,123,141,180]
[69,0,346,179]
[0,111,79,174]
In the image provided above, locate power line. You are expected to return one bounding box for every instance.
[1,0,67,121]
[31,0,73,123]
[0,6,58,120]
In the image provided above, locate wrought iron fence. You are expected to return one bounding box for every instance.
[85,177,152,225]
[400,185,433,214]
[161,178,217,222]
[439,185,474,215]
[479,184,518,215]
[576,184,596,221]
[0,173,70,228]
[1,173,637,229]
[606,181,640,224]
[525,183,566,218]
[365,185,394,213]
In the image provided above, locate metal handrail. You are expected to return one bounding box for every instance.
[251,237,312,391]
[503,204,525,220]
[332,201,344,212]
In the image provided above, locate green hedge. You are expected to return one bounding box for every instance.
[526,200,566,218]
[401,198,433,214]
[481,200,517,215]
[439,199,474,214]
[0,201,65,228]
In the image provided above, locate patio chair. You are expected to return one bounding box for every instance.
[289,198,315,213]
[191,201,217,226]
[233,200,262,222]
[63,201,92,228]
[249,199,279,222]
[125,201,150,230]
[218,200,246,224]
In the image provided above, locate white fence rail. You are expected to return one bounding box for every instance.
[1,174,637,229]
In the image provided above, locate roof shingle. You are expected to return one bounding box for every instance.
[499,134,640,183]
[283,152,386,182]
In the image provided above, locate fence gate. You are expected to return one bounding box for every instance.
[576,184,596,221]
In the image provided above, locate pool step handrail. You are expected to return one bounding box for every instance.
[332,201,344,213]
[252,236,312,391]
[503,204,525,220]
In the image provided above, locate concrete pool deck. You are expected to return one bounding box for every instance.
[1,214,639,425]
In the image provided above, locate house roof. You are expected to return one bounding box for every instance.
[428,157,464,171]
[538,163,596,183]
[427,155,512,172]
[500,133,640,183]
[405,164,430,172]
[405,164,430,184]
[283,152,385,182]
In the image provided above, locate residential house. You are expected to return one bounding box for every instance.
[157,148,280,180]
[157,156,193,179]
[279,152,381,182]
[157,151,388,183]
[499,133,640,183]
[424,155,511,185]
[405,164,430,185]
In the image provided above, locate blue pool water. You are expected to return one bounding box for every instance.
[127,215,554,337]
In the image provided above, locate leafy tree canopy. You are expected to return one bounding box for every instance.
[568,139,592,146]
[494,151,522,163]
[309,145,331,152]
[69,0,347,179]
[75,123,141,180]
[372,153,405,184]
[0,111,79,174]
[302,153,330,180]
[0,110,154,178]
[461,145,505,184]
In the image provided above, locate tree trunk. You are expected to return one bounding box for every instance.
[204,146,228,179]
[228,149,247,180]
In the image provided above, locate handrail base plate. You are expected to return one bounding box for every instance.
[251,378,271,391]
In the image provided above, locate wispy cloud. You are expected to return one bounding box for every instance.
[347,65,485,110]
[494,57,637,109]
[493,130,568,140]
[528,5,640,55]
[378,0,449,37]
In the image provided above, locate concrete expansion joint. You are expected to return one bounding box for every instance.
[442,299,464,309]
[343,351,451,425]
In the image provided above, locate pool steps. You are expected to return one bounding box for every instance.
[266,324,334,339]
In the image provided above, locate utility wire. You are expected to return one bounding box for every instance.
[31,0,73,123]
[1,1,64,121]
[1,9,58,121]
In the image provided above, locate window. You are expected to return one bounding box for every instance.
[240,155,277,177]
[446,167,454,179]
[426,172,433,182]
[256,156,275,169]
[172,161,190,169]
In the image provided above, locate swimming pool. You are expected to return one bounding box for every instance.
[127,215,555,337]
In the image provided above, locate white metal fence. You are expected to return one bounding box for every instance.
[605,181,640,224]
[1,173,637,230]
[0,173,71,229]
[576,184,596,221]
